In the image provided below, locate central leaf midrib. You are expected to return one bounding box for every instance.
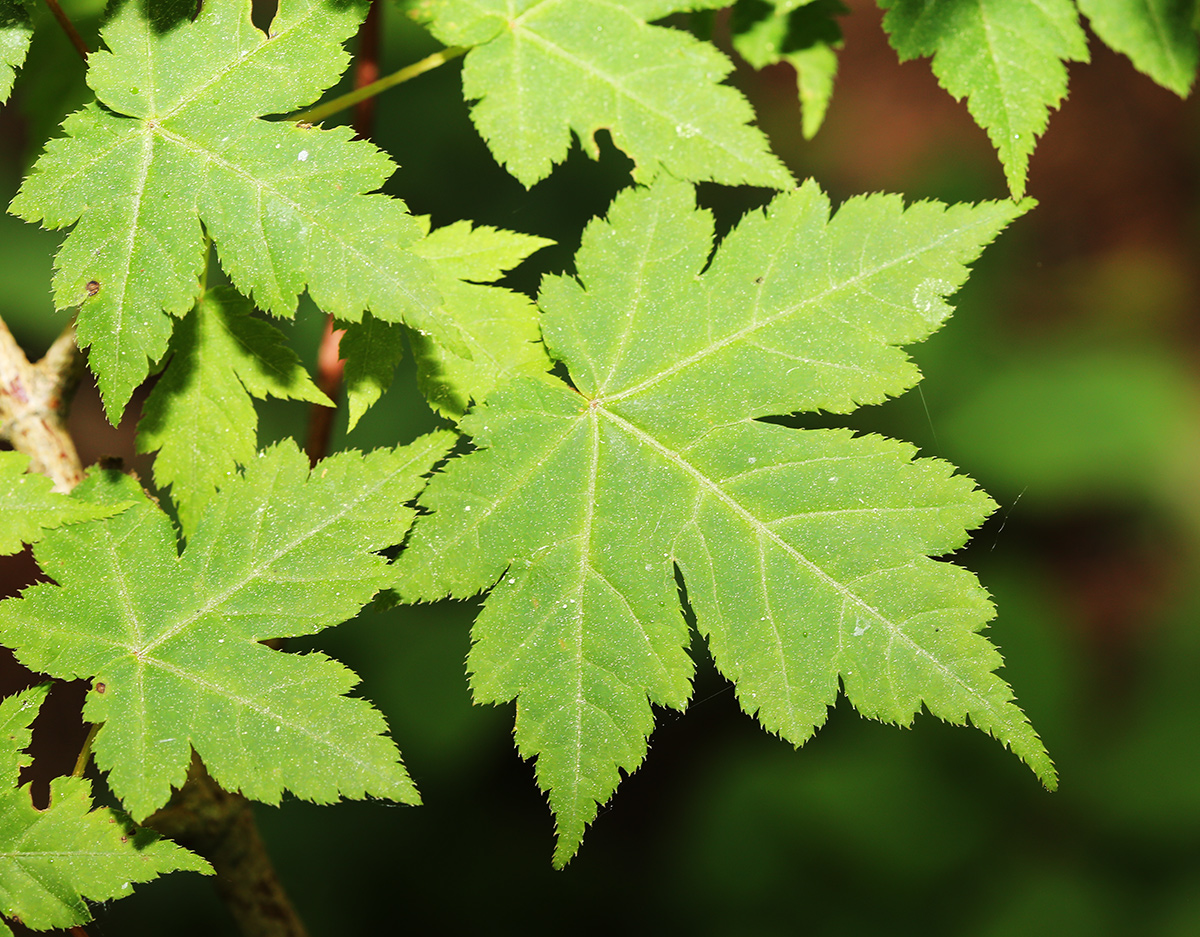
[599,406,1001,714]
[603,214,996,406]
[509,10,765,173]
[152,4,328,120]
[142,450,432,654]
[103,129,158,378]
[152,123,430,313]
[565,411,600,815]
[144,653,385,771]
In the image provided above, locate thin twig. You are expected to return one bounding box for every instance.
[42,0,90,61]
[353,0,382,137]
[148,755,311,937]
[304,315,345,466]
[290,45,467,125]
[71,723,101,778]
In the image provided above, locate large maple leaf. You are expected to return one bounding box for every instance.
[0,435,452,821]
[394,180,1055,866]
[9,0,442,418]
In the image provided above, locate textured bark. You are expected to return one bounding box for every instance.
[0,317,85,491]
[148,755,311,937]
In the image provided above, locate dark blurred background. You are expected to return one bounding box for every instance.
[2,0,1200,933]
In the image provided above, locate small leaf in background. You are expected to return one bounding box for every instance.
[878,0,1089,198]
[9,0,441,419]
[0,685,210,937]
[344,219,554,427]
[732,0,847,140]
[413,0,793,188]
[0,0,31,103]
[0,435,452,821]
[1078,0,1199,96]
[0,451,129,555]
[395,180,1049,866]
[137,286,332,537]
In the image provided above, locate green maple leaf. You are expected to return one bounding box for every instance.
[0,451,130,555]
[410,218,555,421]
[878,0,1089,198]
[344,218,554,427]
[0,685,210,936]
[413,0,793,188]
[0,0,31,103]
[9,0,441,420]
[1078,0,1199,96]
[137,286,332,537]
[732,0,846,140]
[0,435,452,821]
[394,180,1055,866]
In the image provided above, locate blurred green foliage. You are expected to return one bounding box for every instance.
[2,0,1200,934]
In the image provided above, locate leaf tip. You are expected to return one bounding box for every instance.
[550,828,583,870]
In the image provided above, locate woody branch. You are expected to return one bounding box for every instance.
[0,314,85,491]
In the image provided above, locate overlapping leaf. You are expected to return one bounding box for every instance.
[878,0,1089,198]
[137,286,332,536]
[0,685,209,937]
[732,0,846,139]
[0,451,129,555]
[410,219,555,419]
[9,0,442,419]
[344,218,554,427]
[413,0,793,187]
[394,180,1054,866]
[0,0,31,103]
[0,436,452,821]
[1078,0,1199,96]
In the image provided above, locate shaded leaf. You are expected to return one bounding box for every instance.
[343,313,408,432]
[1078,0,1198,96]
[137,287,331,537]
[344,219,554,426]
[732,0,846,139]
[0,0,31,103]
[411,220,554,420]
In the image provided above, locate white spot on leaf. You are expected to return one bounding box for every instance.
[912,278,954,325]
